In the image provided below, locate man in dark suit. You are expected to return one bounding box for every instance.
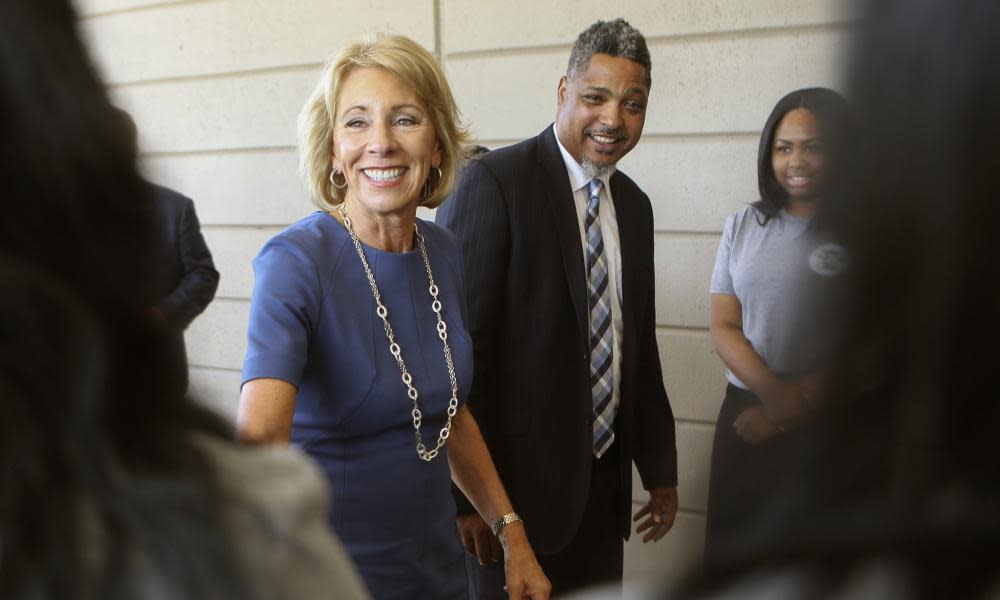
[436,18,678,598]
[114,108,219,388]
[149,183,219,382]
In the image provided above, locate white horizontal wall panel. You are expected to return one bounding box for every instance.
[189,366,242,422]
[447,29,845,142]
[83,0,435,84]
[202,226,282,300]
[186,298,249,370]
[658,330,726,423]
[648,30,846,134]
[618,135,758,233]
[677,423,714,513]
[654,235,719,329]
[141,150,312,226]
[443,0,848,54]
[112,69,316,152]
[75,0,183,17]
[446,49,563,142]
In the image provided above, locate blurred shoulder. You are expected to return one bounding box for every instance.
[150,183,193,208]
[196,434,329,520]
[195,434,370,598]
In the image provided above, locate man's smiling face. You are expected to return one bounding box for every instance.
[555,53,649,172]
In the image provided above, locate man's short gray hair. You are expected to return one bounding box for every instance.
[566,18,651,89]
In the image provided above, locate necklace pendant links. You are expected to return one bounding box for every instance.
[337,203,460,463]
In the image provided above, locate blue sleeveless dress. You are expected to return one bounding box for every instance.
[243,211,472,598]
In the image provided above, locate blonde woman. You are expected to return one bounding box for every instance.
[238,35,549,599]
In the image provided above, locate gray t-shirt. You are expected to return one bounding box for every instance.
[710,205,846,389]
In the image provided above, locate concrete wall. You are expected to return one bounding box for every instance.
[76,0,851,587]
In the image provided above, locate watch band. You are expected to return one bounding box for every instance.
[491,512,522,537]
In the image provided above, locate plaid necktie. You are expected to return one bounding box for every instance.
[586,178,615,457]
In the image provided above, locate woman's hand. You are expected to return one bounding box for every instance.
[759,379,809,428]
[499,523,551,599]
[733,406,781,445]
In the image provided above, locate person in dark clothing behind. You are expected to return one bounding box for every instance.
[117,109,220,386]
[149,183,219,386]
[150,184,219,340]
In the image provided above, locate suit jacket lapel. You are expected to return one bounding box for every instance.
[538,126,588,342]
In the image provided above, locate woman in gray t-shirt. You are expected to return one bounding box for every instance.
[704,88,849,565]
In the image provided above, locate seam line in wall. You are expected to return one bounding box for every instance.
[79,0,216,20]
[656,325,710,335]
[141,146,296,159]
[108,62,322,89]
[189,364,241,374]
[444,21,854,60]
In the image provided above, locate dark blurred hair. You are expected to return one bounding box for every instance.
[0,2,246,598]
[824,0,1000,507]
[466,144,490,160]
[754,87,850,224]
[788,0,1000,590]
[677,1,1000,597]
[566,18,651,89]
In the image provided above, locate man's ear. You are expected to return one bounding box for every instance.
[556,75,569,109]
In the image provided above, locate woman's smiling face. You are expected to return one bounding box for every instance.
[331,66,440,219]
[771,108,827,204]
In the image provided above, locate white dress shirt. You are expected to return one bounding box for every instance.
[554,132,623,421]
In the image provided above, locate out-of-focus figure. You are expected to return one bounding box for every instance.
[677,0,1000,597]
[0,2,367,598]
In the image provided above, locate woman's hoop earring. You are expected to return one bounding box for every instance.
[329,169,348,190]
[421,165,443,200]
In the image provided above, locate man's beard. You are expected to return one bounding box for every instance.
[581,157,616,180]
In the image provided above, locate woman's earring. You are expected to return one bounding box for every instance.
[329,169,348,190]
[421,165,443,200]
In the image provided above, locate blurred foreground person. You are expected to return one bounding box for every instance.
[678,0,1000,597]
[238,34,548,599]
[705,87,849,565]
[0,2,366,598]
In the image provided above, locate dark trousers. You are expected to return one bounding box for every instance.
[467,442,623,599]
[704,384,809,567]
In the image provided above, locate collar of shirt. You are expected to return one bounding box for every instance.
[553,126,616,195]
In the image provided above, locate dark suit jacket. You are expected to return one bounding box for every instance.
[150,184,219,369]
[436,125,677,555]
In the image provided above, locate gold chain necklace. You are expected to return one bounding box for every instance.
[337,203,459,462]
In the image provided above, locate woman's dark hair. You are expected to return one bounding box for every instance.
[0,2,247,597]
[753,87,850,223]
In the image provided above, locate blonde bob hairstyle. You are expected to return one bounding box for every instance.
[298,33,470,210]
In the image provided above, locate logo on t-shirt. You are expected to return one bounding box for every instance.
[809,243,847,276]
